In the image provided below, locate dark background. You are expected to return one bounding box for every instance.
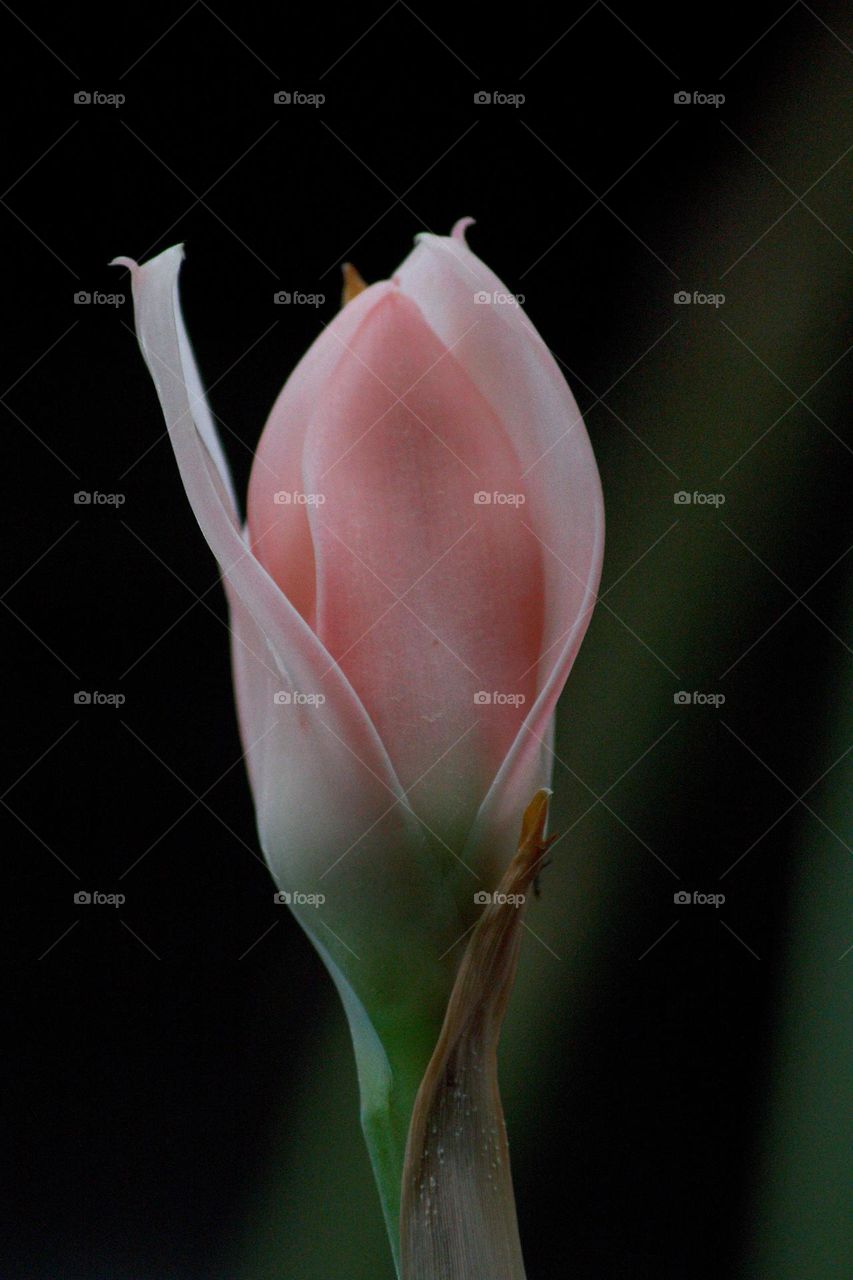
[2,3,851,1278]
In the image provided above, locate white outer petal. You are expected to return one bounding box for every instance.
[115,246,452,927]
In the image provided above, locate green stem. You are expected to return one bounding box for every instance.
[312,936,445,1276]
[361,1022,443,1275]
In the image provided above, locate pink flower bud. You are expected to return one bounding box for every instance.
[115,223,603,1011]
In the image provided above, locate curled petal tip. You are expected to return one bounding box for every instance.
[111,244,186,273]
[450,216,476,242]
[111,245,185,276]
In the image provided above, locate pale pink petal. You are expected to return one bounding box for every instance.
[111,255,240,521]
[395,231,604,879]
[247,281,396,626]
[300,287,545,846]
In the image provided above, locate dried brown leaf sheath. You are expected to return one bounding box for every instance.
[401,789,556,1280]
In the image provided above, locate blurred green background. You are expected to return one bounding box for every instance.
[4,3,850,1278]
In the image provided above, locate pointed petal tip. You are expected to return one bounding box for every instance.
[450,216,476,242]
[109,255,138,272]
[341,261,368,307]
